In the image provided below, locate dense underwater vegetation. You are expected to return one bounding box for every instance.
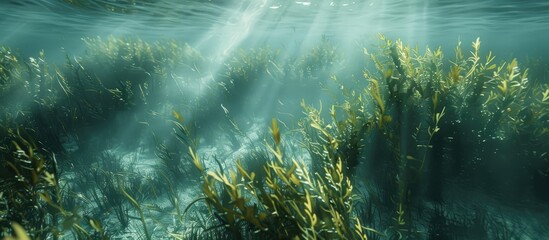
[1,0,549,239]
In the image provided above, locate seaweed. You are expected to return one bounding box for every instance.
[1,35,548,239]
[185,118,372,239]
[0,132,105,239]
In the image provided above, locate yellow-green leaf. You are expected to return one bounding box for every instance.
[271,118,281,145]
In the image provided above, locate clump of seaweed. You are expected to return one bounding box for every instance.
[182,118,372,239]
[285,37,342,85]
[297,35,548,238]
[0,48,68,153]
[300,98,371,176]
[0,37,206,154]
[194,40,341,130]
[64,36,203,118]
[0,132,57,239]
[0,131,105,239]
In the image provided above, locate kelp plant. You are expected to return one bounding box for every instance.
[0,132,106,239]
[301,35,549,238]
[181,117,372,239]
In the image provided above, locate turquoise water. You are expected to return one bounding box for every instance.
[2,0,549,58]
[1,1,549,239]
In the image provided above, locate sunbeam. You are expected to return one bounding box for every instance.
[1,1,549,239]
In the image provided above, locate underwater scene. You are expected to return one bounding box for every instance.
[1,0,549,239]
